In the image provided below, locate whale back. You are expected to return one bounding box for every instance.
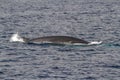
[10,33,102,45]
[29,36,89,44]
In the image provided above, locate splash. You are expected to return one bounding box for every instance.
[9,32,25,42]
[88,41,102,45]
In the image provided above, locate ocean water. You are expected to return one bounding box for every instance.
[0,0,120,80]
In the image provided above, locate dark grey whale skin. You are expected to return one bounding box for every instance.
[24,36,89,44]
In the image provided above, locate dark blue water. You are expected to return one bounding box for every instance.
[0,0,120,80]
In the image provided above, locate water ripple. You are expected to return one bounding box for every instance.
[0,0,120,80]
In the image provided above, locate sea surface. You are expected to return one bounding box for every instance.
[0,0,120,80]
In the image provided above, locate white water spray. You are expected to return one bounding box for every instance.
[10,32,25,42]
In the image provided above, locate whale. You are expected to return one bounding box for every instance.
[10,32,102,45]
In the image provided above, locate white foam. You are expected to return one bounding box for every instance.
[10,32,25,42]
[88,41,102,45]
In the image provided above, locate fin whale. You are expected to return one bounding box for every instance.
[10,33,102,45]
[29,36,89,44]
